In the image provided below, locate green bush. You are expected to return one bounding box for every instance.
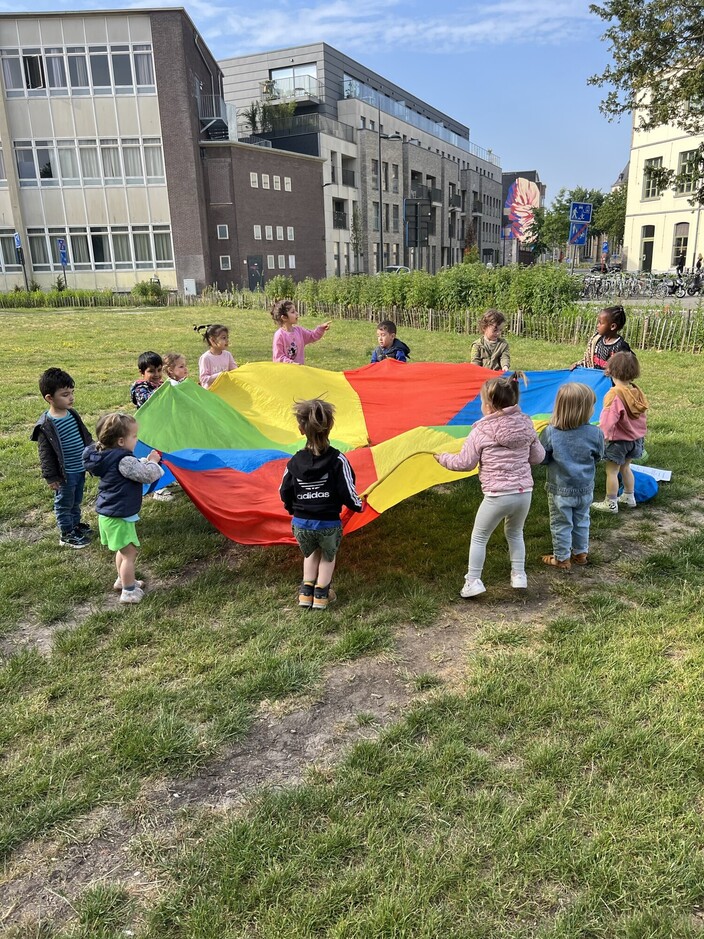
[265,275,295,300]
[132,279,166,304]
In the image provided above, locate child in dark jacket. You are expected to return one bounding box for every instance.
[279,398,363,610]
[31,367,93,548]
[370,320,410,363]
[83,413,163,604]
[540,383,604,570]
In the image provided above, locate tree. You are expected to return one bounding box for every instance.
[593,183,628,245]
[589,0,704,134]
[350,205,363,272]
[523,206,551,258]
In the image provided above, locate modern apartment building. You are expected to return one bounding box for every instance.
[623,119,704,272]
[220,43,502,276]
[0,8,325,292]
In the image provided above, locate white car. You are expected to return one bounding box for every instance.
[379,265,411,274]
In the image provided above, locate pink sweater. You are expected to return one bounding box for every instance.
[437,405,545,495]
[199,349,237,388]
[273,324,326,364]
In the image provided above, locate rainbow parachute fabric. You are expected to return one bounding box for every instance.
[135,361,612,545]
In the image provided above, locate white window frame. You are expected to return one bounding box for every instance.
[265,225,273,240]
[217,224,229,240]
[278,254,286,268]
[250,172,258,187]
[288,254,296,268]
[253,224,262,240]
[276,225,284,240]
[287,226,294,241]
[273,175,281,190]
[267,254,275,269]
[284,176,291,191]
[261,173,270,189]
[219,255,231,270]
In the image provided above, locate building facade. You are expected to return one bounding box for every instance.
[220,43,502,276]
[0,8,326,293]
[501,171,546,265]
[623,120,704,273]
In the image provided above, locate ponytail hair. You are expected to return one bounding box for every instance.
[481,370,527,412]
[194,323,228,347]
[293,398,334,456]
[271,299,295,325]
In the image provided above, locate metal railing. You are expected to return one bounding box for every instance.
[260,75,322,101]
[341,168,356,186]
[333,211,348,229]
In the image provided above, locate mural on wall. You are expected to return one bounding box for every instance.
[504,177,541,242]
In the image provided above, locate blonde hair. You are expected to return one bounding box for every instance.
[551,383,596,430]
[481,370,527,412]
[163,352,186,377]
[293,398,334,456]
[607,351,640,382]
[96,412,137,450]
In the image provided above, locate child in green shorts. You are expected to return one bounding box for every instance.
[83,413,163,604]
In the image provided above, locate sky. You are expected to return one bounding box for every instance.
[16,0,633,204]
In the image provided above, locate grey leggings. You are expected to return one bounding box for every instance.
[468,491,533,580]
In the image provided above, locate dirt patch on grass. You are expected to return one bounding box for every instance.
[2,494,702,934]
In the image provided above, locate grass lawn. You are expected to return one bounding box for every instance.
[1,306,704,938]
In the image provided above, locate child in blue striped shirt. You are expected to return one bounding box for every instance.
[31,368,93,548]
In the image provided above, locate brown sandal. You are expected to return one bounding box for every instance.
[542,554,571,570]
[570,552,588,566]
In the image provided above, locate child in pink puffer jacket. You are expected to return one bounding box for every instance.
[435,372,545,598]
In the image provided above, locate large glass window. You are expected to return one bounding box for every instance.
[269,62,317,98]
[58,142,80,185]
[69,229,91,267]
[111,47,133,90]
[100,139,121,182]
[1,53,23,92]
[23,52,45,90]
[112,228,132,267]
[90,227,111,267]
[133,227,153,268]
[36,142,58,184]
[122,139,143,182]
[79,141,100,183]
[28,232,49,267]
[68,49,89,93]
[89,49,111,92]
[45,50,67,90]
[672,222,689,265]
[0,233,20,269]
[15,143,36,182]
[143,138,164,181]
[133,45,154,89]
[154,226,173,267]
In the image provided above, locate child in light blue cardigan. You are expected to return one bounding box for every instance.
[540,383,604,570]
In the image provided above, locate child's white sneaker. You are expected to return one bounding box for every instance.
[591,498,618,514]
[511,572,528,589]
[152,489,175,502]
[617,492,637,508]
[460,577,486,598]
[120,585,145,604]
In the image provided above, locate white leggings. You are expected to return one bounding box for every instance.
[468,491,533,580]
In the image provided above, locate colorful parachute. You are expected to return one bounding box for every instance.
[135,361,612,545]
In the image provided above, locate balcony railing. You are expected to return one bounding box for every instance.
[333,211,348,229]
[240,112,355,144]
[471,200,483,215]
[261,75,322,102]
[410,183,429,199]
[429,187,442,204]
[449,193,462,208]
[341,168,356,187]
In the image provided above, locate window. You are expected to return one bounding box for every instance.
[262,174,270,189]
[284,177,291,191]
[220,255,231,270]
[391,163,399,193]
[133,45,154,89]
[217,224,229,240]
[100,139,121,182]
[269,62,317,98]
[643,156,663,199]
[250,172,258,187]
[143,138,164,181]
[253,225,262,240]
[113,229,132,268]
[287,226,294,241]
[154,227,173,267]
[371,158,379,190]
[1,53,23,93]
[672,222,689,265]
[111,47,133,90]
[70,229,90,267]
[273,175,281,190]
[68,49,89,93]
[276,225,284,240]
[372,201,380,231]
[265,225,273,240]
[278,254,286,268]
[288,255,296,268]
[384,204,389,232]
[267,255,275,269]
[45,51,67,91]
[79,140,101,183]
[392,204,399,233]
[28,232,49,267]
[23,53,45,90]
[89,49,111,93]
[122,139,143,182]
[677,150,698,194]
[15,143,36,183]
[133,227,152,268]
[90,227,112,267]
[382,161,388,192]
[360,116,366,129]
[36,142,58,185]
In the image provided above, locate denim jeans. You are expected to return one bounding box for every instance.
[467,491,533,580]
[54,470,85,534]
[547,492,592,561]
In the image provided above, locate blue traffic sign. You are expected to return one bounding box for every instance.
[569,222,588,246]
[601,241,609,254]
[569,202,593,223]
[57,237,68,266]
[13,231,21,249]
